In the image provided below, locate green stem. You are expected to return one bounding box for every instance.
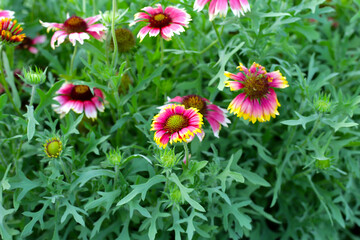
[300,113,322,147]
[111,0,118,68]
[211,21,224,48]
[92,0,96,15]
[114,165,119,190]
[59,158,70,182]
[125,54,137,81]
[0,46,22,116]
[82,0,86,14]
[183,142,189,165]
[160,37,165,65]
[29,85,37,107]
[69,45,78,76]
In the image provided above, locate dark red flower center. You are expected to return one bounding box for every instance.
[181,95,207,116]
[70,85,93,101]
[64,16,88,33]
[243,75,270,100]
[164,114,188,133]
[149,13,171,28]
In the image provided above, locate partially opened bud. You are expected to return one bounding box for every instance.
[44,137,63,158]
[21,66,47,85]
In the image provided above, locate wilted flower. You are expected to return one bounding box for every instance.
[0,10,14,19]
[0,18,26,46]
[40,15,106,49]
[151,104,204,148]
[167,95,230,138]
[17,35,46,54]
[130,4,191,42]
[110,28,135,53]
[194,0,250,21]
[20,66,47,85]
[53,83,105,120]
[44,137,63,158]
[225,62,289,123]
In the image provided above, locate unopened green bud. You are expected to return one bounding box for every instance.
[314,93,331,113]
[169,186,183,205]
[21,66,47,85]
[100,9,128,27]
[43,137,63,158]
[107,148,123,166]
[158,148,181,169]
[315,157,331,170]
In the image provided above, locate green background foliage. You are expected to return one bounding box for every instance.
[0,0,359,239]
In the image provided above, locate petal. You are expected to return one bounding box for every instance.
[56,83,74,95]
[137,26,152,42]
[32,35,46,44]
[84,101,97,119]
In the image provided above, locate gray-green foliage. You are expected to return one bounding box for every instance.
[0,0,359,239]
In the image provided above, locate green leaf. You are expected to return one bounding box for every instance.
[79,132,110,159]
[322,117,358,132]
[39,48,66,73]
[21,201,50,238]
[0,203,16,240]
[84,190,121,212]
[61,200,87,226]
[281,112,318,129]
[2,51,20,109]
[222,202,252,231]
[62,113,83,137]
[25,105,39,141]
[116,175,166,206]
[237,168,270,187]
[9,171,42,203]
[34,80,65,118]
[71,167,115,191]
[169,173,205,212]
[218,152,245,191]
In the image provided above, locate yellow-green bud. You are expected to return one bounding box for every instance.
[169,186,183,205]
[314,93,331,113]
[21,66,47,85]
[315,157,331,170]
[158,148,181,169]
[43,137,62,158]
[107,148,123,166]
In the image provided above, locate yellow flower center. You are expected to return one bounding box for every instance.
[154,14,166,21]
[181,95,207,116]
[165,114,188,133]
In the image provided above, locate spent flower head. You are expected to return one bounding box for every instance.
[109,28,135,53]
[20,66,47,85]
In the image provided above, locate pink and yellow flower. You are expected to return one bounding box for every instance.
[17,35,46,54]
[151,104,204,148]
[167,95,230,138]
[40,15,106,49]
[194,0,250,21]
[131,4,191,42]
[53,83,105,120]
[224,62,289,123]
[0,10,14,19]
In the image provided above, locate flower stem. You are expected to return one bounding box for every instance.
[160,37,164,65]
[0,45,22,116]
[114,165,119,190]
[29,85,37,107]
[125,53,137,81]
[183,142,189,166]
[69,44,78,76]
[211,21,224,48]
[111,0,118,68]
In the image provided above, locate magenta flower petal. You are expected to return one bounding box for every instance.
[194,0,250,20]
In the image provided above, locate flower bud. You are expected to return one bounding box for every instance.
[158,148,181,169]
[100,9,128,27]
[169,185,183,205]
[106,148,123,166]
[314,93,331,113]
[44,137,62,158]
[21,66,47,85]
[315,157,331,170]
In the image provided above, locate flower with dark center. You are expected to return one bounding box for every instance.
[151,104,203,148]
[40,14,106,49]
[130,4,191,42]
[53,83,105,120]
[110,28,135,53]
[194,0,250,21]
[43,137,63,158]
[17,35,46,54]
[0,10,14,19]
[0,18,26,46]
[166,95,230,138]
[224,62,289,123]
